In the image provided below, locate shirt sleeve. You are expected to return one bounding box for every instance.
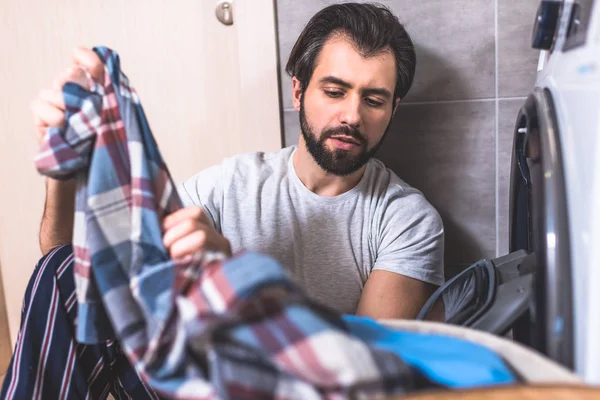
[177,164,223,232]
[372,188,445,286]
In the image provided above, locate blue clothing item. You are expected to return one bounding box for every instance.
[1,245,162,400]
[344,315,516,388]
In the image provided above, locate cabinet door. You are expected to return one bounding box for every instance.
[0,0,282,349]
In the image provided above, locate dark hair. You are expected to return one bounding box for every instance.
[285,2,416,101]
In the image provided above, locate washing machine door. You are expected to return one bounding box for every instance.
[509,87,575,369]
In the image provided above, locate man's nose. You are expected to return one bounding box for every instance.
[339,95,362,127]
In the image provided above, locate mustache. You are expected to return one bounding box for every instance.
[320,125,367,145]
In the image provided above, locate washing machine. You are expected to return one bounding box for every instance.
[508,0,600,383]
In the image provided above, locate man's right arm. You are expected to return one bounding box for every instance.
[33,47,106,254]
[39,178,76,255]
[34,47,227,259]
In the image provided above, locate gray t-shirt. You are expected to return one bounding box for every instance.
[178,146,444,314]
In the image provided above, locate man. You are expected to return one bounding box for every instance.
[4,3,444,398]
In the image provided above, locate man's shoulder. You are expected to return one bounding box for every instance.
[366,158,441,222]
[366,158,422,199]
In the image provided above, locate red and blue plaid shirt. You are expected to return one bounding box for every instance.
[34,47,515,399]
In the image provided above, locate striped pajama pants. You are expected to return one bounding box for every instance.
[1,245,164,400]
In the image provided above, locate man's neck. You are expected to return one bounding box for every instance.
[293,137,367,197]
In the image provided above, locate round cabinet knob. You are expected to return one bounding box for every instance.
[531,1,562,50]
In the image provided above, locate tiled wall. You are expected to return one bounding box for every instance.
[276,0,540,277]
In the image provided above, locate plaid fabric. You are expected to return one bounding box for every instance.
[34,46,421,399]
[33,47,516,399]
[35,48,182,343]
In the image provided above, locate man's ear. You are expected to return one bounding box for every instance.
[292,76,303,112]
[392,97,401,116]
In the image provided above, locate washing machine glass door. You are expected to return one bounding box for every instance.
[508,88,575,369]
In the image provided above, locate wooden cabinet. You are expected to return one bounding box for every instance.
[0,0,282,348]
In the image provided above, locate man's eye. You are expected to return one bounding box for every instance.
[365,98,383,107]
[324,90,343,98]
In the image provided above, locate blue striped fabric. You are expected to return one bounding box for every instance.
[1,245,162,400]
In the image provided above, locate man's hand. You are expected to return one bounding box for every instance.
[32,47,104,145]
[34,47,105,254]
[162,206,232,259]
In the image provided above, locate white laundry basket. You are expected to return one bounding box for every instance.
[379,319,581,384]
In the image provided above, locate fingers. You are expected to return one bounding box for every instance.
[169,230,208,259]
[162,208,232,259]
[163,217,209,250]
[51,67,88,92]
[35,125,47,145]
[31,98,65,129]
[33,47,103,146]
[163,207,210,232]
[39,88,65,111]
[52,68,71,90]
[33,67,88,144]
[72,46,104,84]
[32,94,65,144]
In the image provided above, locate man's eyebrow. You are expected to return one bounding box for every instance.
[318,75,392,99]
[318,75,352,89]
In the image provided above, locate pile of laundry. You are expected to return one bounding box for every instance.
[34,47,517,399]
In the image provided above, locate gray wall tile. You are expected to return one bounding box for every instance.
[382,0,495,102]
[276,1,337,110]
[377,101,497,266]
[497,98,526,255]
[498,0,540,97]
[276,0,496,108]
[283,109,300,147]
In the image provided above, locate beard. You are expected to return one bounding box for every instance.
[299,96,391,176]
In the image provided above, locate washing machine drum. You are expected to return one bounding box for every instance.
[508,87,575,369]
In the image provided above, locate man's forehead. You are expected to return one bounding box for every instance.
[312,35,396,89]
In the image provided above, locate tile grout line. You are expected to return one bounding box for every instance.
[282,96,528,112]
[496,96,528,101]
[495,0,500,257]
[401,96,528,105]
[398,98,497,105]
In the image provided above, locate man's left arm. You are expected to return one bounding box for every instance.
[356,191,445,320]
[356,271,438,319]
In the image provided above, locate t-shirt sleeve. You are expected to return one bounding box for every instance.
[176,164,223,232]
[372,188,445,286]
